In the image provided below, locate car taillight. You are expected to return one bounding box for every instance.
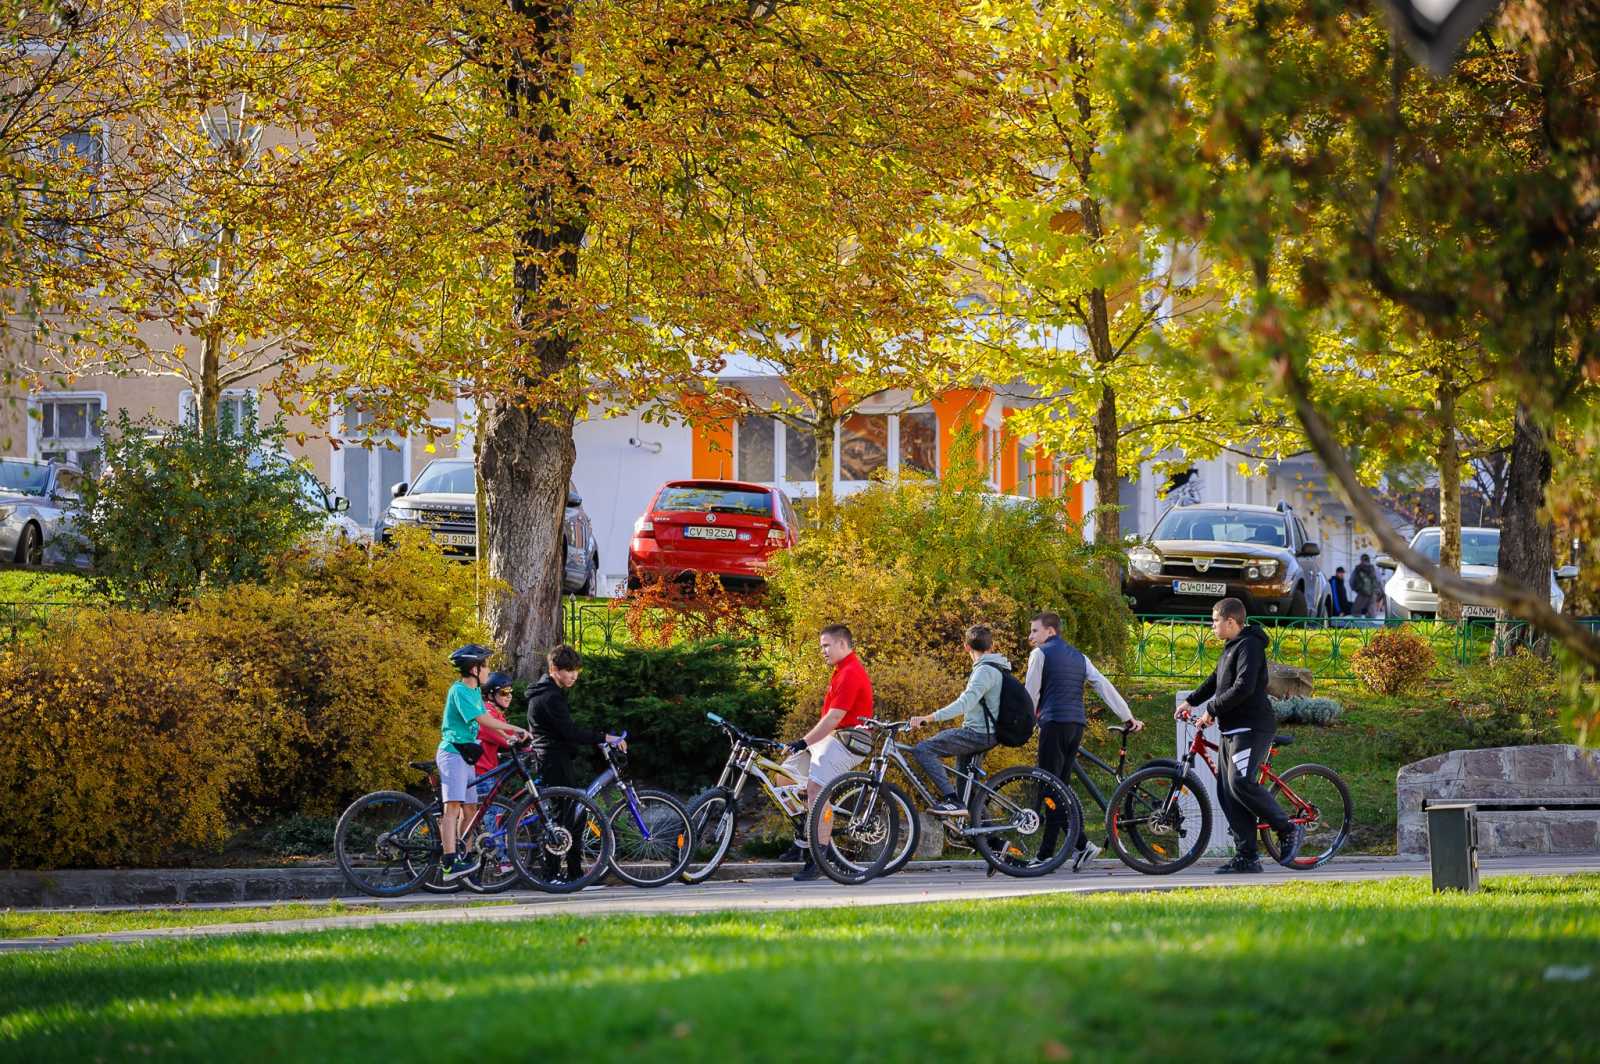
[766,526,786,544]
[634,518,655,538]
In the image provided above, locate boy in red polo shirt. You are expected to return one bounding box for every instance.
[782,623,874,881]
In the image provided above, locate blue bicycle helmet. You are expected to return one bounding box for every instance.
[449,644,493,672]
[483,671,514,695]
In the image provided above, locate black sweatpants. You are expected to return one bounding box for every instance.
[1037,721,1087,857]
[1218,729,1292,856]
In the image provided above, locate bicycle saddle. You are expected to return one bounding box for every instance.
[1271,734,1294,748]
[408,760,435,773]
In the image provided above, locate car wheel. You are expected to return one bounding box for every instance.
[1317,596,1332,619]
[14,523,42,567]
[580,552,598,597]
[1289,588,1308,617]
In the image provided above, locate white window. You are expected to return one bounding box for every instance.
[331,398,410,532]
[1016,440,1033,496]
[30,129,106,261]
[31,392,105,476]
[179,389,258,436]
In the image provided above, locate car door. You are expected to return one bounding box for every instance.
[1294,516,1324,608]
[45,468,83,562]
[563,481,586,586]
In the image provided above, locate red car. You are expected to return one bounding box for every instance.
[628,479,800,589]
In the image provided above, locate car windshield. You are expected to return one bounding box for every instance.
[0,461,50,496]
[296,470,332,513]
[655,486,773,517]
[1414,529,1500,568]
[410,462,474,495]
[1154,509,1287,548]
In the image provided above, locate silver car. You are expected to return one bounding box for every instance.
[0,458,87,567]
[1381,526,1568,620]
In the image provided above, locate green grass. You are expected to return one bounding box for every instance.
[0,901,437,939]
[0,875,1594,1061]
[0,569,96,604]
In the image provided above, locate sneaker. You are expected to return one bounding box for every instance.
[441,854,481,882]
[1275,822,1306,867]
[1071,840,1102,873]
[792,856,822,882]
[1214,854,1263,874]
[927,799,967,818]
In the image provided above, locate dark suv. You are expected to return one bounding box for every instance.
[1122,502,1330,618]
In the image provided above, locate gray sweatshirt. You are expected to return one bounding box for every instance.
[929,652,1012,734]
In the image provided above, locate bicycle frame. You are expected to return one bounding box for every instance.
[1069,726,1141,816]
[1171,722,1318,828]
[405,744,560,861]
[858,725,1040,840]
[705,733,810,822]
[585,735,666,841]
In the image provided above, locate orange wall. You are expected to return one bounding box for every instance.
[930,388,991,478]
[690,417,733,479]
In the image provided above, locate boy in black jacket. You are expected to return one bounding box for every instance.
[1176,598,1305,872]
[525,644,625,880]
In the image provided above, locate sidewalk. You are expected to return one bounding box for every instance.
[7,855,1594,953]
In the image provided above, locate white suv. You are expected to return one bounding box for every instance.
[1381,526,1567,620]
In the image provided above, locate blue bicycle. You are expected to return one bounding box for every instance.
[586,733,694,888]
[335,739,614,896]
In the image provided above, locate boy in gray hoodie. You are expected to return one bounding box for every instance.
[908,625,1010,816]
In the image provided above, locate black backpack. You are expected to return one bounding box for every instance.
[982,662,1036,748]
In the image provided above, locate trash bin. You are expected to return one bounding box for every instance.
[1427,803,1479,893]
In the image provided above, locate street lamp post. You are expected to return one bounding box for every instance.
[1380,0,1502,75]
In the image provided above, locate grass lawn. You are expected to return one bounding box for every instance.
[0,901,510,939]
[1,874,1595,1062]
[0,568,97,604]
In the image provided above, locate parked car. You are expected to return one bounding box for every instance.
[293,464,365,543]
[1123,501,1330,617]
[1380,526,1569,620]
[379,458,599,594]
[0,458,88,568]
[627,479,800,590]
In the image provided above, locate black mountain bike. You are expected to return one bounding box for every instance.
[335,740,613,896]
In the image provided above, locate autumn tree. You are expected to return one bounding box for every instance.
[1103,0,1600,672]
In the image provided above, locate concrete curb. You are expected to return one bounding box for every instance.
[0,855,1421,909]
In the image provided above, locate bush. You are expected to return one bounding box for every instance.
[765,473,1129,740]
[75,412,322,608]
[0,534,486,868]
[1451,649,1563,747]
[260,815,337,858]
[1351,627,1437,696]
[509,638,784,796]
[1271,695,1344,726]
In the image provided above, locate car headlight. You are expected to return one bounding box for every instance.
[1253,560,1278,579]
[1127,546,1163,578]
[0,506,12,522]
[387,504,419,523]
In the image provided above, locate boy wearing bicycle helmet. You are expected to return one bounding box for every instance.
[438,645,528,882]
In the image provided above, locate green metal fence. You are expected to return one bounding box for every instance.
[1129,614,1598,680]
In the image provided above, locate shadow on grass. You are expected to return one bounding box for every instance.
[1,884,1596,1062]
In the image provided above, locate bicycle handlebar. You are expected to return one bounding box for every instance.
[861,718,912,734]
[706,711,784,750]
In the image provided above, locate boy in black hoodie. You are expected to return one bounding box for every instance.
[1176,598,1305,872]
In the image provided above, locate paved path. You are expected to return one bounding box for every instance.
[5,855,1595,953]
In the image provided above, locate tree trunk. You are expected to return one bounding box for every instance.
[1093,382,1120,547]
[812,409,837,514]
[198,329,221,437]
[1436,373,1462,621]
[1496,398,1554,653]
[481,0,586,679]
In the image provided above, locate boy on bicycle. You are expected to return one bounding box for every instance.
[908,625,1009,817]
[438,645,528,882]
[1175,598,1305,872]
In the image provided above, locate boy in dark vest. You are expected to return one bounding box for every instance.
[1024,611,1144,871]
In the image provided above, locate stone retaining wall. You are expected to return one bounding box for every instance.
[1396,745,1600,856]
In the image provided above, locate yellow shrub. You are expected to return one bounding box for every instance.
[1351,627,1438,696]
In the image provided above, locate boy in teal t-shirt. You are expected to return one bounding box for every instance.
[437,644,528,881]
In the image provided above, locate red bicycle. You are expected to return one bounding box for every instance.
[1104,716,1353,874]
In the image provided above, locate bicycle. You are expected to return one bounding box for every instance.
[812,718,1082,884]
[334,739,614,896]
[584,733,694,888]
[681,712,913,884]
[1104,715,1353,874]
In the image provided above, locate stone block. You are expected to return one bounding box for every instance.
[1267,664,1314,699]
[914,813,945,859]
[1462,748,1510,781]
[1548,818,1600,853]
[1511,746,1559,784]
[1481,816,1548,854]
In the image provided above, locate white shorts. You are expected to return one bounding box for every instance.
[781,733,862,791]
[436,747,478,804]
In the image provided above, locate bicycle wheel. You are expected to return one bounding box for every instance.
[970,766,1078,878]
[608,788,694,888]
[508,786,614,894]
[463,798,525,893]
[680,788,737,884]
[809,773,898,885]
[1105,765,1212,875]
[335,790,436,897]
[406,816,464,894]
[1259,763,1353,869]
[878,781,920,877]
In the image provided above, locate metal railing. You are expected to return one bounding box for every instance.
[1129,613,1600,680]
[563,595,629,653]
[0,600,104,645]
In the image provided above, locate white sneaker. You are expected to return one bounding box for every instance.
[1071,840,1102,872]
[928,800,968,818]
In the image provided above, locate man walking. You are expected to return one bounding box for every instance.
[783,624,874,882]
[1329,566,1352,616]
[1350,554,1381,618]
[1024,611,1144,872]
[1175,598,1305,872]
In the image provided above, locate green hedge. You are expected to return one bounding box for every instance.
[511,639,783,796]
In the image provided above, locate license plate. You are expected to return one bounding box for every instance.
[684,526,737,541]
[1173,580,1227,596]
[1461,604,1499,619]
[436,533,477,547]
